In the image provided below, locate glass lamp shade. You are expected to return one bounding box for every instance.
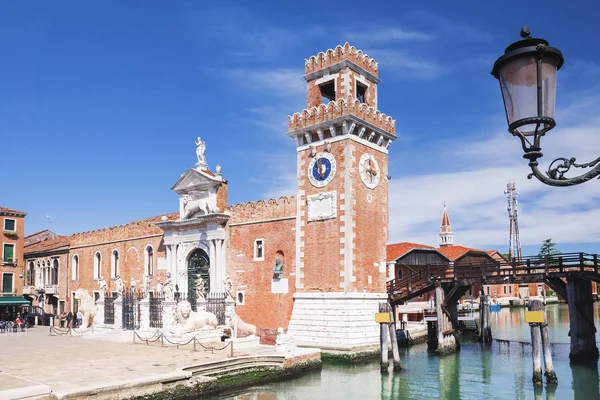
[499,57,558,136]
[492,28,563,137]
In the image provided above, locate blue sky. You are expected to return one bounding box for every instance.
[2,1,600,255]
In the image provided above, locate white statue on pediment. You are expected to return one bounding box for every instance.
[195,137,207,169]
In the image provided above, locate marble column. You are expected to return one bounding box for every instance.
[166,245,172,276]
[209,240,216,292]
[218,239,225,291]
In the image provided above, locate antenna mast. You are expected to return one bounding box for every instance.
[504,181,522,260]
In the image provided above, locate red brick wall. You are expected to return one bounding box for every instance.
[351,143,388,293]
[69,215,173,301]
[297,141,345,292]
[226,198,297,339]
[216,182,228,212]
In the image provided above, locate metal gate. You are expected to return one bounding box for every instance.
[104,297,114,325]
[206,292,226,325]
[149,294,163,328]
[122,292,140,330]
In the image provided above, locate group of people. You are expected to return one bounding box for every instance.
[60,310,83,328]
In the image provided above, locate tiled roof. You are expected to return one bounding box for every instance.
[387,242,435,262]
[24,236,70,254]
[437,245,486,261]
[0,206,26,217]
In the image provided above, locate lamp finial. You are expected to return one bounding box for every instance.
[520,26,531,39]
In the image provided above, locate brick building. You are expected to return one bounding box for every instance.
[1,207,27,295]
[16,43,397,349]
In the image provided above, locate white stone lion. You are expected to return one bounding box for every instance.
[225,308,257,338]
[169,300,218,336]
[74,288,96,328]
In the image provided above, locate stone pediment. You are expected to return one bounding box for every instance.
[171,168,222,194]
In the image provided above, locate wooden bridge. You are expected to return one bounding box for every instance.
[386,252,600,362]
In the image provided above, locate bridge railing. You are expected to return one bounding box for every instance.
[387,252,600,298]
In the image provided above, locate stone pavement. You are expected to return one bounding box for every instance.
[0,327,242,399]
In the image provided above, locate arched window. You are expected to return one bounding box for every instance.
[41,261,46,286]
[72,255,79,281]
[27,262,34,286]
[111,250,120,278]
[94,252,102,279]
[145,246,154,276]
[51,259,59,285]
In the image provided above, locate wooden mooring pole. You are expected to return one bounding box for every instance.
[527,299,558,386]
[378,302,401,372]
[478,293,492,343]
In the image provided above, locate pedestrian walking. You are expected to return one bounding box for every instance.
[66,311,73,328]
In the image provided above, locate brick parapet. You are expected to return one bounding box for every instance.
[288,96,395,135]
[70,213,177,248]
[304,43,378,77]
[227,196,296,224]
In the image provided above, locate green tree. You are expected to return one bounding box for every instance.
[539,238,560,257]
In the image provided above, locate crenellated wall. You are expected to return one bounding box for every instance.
[70,213,178,247]
[228,196,296,224]
[288,96,395,135]
[304,42,378,77]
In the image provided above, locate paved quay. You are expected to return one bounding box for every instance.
[0,327,319,400]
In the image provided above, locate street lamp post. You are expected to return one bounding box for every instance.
[491,27,600,186]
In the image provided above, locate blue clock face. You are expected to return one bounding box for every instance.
[308,152,336,187]
[312,157,332,181]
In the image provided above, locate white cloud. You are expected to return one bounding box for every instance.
[223,68,305,97]
[347,28,433,44]
[369,49,443,79]
[388,92,600,251]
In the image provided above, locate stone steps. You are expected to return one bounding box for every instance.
[183,356,286,377]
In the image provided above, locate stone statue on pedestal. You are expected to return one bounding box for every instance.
[224,276,234,300]
[115,276,125,298]
[195,275,205,300]
[225,307,257,339]
[164,272,174,301]
[275,327,296,352]
[195,137,208,170]
[156,278,163,297]
[141,274,149,299]
[97,276,107,300]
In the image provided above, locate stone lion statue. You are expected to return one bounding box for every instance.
[74,288,96,328]
[169,300,218,336]
[225,308,257,339]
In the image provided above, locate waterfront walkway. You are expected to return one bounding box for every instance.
[0,327,315,399]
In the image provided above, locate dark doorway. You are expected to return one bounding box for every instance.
[188,248,210,299]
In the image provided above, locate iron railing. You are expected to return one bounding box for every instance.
[122,291,142,330]
[104,297,115,325]
[206,292,226,325]
[149,294,163,328]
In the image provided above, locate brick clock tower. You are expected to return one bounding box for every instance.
[286,43,397,350]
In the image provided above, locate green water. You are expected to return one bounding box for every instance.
[215,304,600,400]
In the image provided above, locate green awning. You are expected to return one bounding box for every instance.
[0,296,30,305]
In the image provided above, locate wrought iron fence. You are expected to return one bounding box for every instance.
[206,292,226,325]
[122,291,142,330]
[149,294,163,328]
[104,297,114,325]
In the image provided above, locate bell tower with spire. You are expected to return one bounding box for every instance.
[285,43,397,350]
[440,204,453,247]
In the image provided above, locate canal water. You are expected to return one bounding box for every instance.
[212,303,600,400]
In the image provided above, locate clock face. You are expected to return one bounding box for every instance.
[308,152,336,187]
[359,153,381,189]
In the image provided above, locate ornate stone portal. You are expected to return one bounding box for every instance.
[157,139,229,296]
